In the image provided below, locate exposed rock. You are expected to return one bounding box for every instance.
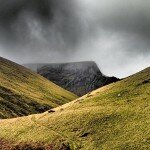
[80,132,90,137]
[48,109,55,113]
[118,93,121,97]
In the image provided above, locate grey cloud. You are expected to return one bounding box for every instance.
[0,0,150,77]
[77,0,150,53]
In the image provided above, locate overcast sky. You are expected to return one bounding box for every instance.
[0,0,150,78]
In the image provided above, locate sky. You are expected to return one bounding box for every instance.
[0,0,150,78]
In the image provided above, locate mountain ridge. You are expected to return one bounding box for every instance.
[24,61,119,96]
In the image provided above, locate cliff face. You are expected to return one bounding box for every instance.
[24,61,119,96]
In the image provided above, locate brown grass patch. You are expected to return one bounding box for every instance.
[0,139,70,150]
[0,138,14,150]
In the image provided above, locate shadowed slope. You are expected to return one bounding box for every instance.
[0,57,78,119]
[0,67,149,149]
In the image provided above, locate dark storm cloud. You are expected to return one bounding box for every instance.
[0,0,150,77]
[0,0,52,23]
[0,0,82,48]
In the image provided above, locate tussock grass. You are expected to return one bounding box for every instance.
[0,57,78,119]
[0,67,149,150]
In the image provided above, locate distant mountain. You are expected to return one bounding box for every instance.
[0,57,77,119]
[1,67,149,149]
[24,61,119,96]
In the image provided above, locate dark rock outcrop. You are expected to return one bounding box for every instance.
[24,61,119,96]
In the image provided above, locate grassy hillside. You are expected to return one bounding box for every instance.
[0,57,78,119]
[0,67,149,149]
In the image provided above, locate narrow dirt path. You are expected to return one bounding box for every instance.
[30,115,80,148]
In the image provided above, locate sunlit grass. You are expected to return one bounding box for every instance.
[0,63,149,149]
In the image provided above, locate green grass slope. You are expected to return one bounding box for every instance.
[0,67,149,150]
[0,57,78,119]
